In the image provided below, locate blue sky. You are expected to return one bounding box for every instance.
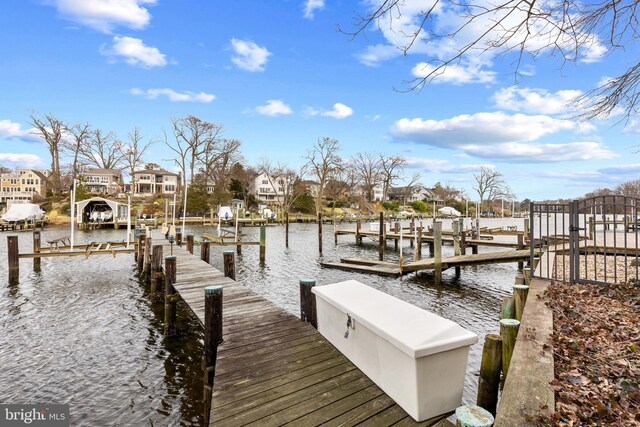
[1,0,638,201]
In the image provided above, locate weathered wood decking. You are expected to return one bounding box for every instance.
[150,231,453,426]
[320,250,532,277]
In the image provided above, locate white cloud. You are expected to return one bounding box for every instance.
[252,99,293,116]
[391,112,583,146]
[230,39,271,72]
[411,62,496,85]
[406,157,494,173]
[0,119,40,142]
[303,0,325,19]
[391,112,613,162]
[493,86,583,115]
[101,36,167,68]
[130,88,215,102]
[0,153,44,169]
[598,164,640,175]
[355,44,401,67]
[51,0,155,33]
[322,103,353,119]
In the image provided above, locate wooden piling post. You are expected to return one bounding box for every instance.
[299,278,317,329]
[416,227,423,260]
[176,231,182,247]
[513,284,529,321]
[523,267,532,286]
[203,285,223,426]
[394,222,400,251]
[33,230,41,272]
[137,234,145,270]
[514,271,525,285]
[453,220,461,276]
[455,404,494,427]
[259,225,266,264]
[433,222,442,285]
[410,219,415,248]
[476,334,502,416]
[185,234,194,254]
[356,220,361,244]
[588,216,594,240]
[318,213,323,254]
[150,244,163,303]
[223,250,235,280]
[8,235,19,285]
[201,241,210,264]
[500,319,520,380]
[285,211,289,248]
[524,217,530,241]
[501,296,515,320]
[379,212,384,261]
[143,236,152,285]
[460,230,467,255]
[517,232,524,271]
[164,256,177,337]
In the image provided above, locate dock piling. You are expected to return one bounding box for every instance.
[33,231,41,272]
[223,250,235,280]
[8,235,19,285]
[500,318,520,380]
[517,233,524,271]
[434,221,442,285]
[318,213,323,254]
[378,212,384,261]
[259,225,266,264]
[299,278,317,329]
[476,333,502,416]
[285,211,289,248]
[176,231,182,247]
[203,285,223,426]
[186,234,194,254]
[136,234,145,268]
[201,241,210,264]
[513,284,529,321]
[143,236,152,285]
[455,404,494,427]
[150,244,163,303]
[164,255,177,337]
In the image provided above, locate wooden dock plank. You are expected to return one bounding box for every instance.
[148,230,453,426]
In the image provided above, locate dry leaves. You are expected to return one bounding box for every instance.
[541,280,640,426]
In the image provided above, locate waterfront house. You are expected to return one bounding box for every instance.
[0,168,49,204]
[81,168,124,195]
[132,164,179,196]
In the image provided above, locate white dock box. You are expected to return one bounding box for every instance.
[312,280,478,421]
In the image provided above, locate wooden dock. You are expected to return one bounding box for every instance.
[321,250,533,277]
[336,229,523,249]
[147,231,453,426]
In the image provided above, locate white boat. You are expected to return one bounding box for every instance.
[1,203,45,222]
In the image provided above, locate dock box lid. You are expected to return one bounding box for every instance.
[312,280,478,358]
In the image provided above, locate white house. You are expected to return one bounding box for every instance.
[82,168,124,195]
[132,164,179,196]
[253,173,286,203]
[0,169,49,204]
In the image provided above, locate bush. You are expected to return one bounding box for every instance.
[382,201,399,211]
[293,192,315,213]
[411,200,427,212]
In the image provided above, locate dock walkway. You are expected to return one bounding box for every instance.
[150,231,452,426]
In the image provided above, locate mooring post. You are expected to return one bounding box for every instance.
[318,213,323,254]
[476,333,502,416]
[523,217,530,241]
[150,244,163,303]
[517,232,524,271]
[455,404,494,427]
[523,267,532,286]
[185,234,194,254]
[143,236,152,285]
[453,221,461,276]
[176,231,182,247]
[379,212,384,261]
[588,216,594,240]
[223,250,235,280]
[410,219,415,248]
[33,230,41,272]
[501,296,515,319]
[8,235,19,285]
[201,241,210,264]
[203,285,223,426]
[356,219,361,245]
[164,256,178,337]
[513,284,529,321]
[460,230,467,255]
[500,319,520,380]
[334,219,338,245]
[259,225,266,264]
[285,211,289,248]
[434,221,442,285]
[416,226,423,260]
[299,278,317,329]
[136,234,145,269]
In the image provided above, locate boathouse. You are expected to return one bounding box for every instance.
[75,196,129,228]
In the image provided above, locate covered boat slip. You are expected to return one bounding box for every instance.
[75,197,130,229]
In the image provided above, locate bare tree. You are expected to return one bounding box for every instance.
[351,152,381,202]
[64,122,91,182]
[473,167,511,209]
[121,127,153,184]
[616,179,640,197]
[257,159,302,215]
[78,129,125,169]
[378,154,406,202]
[302,137,343,215]
[30,113,64,193]
[203,138,241,196]
[0,166,12,174]
[348,1,640,120]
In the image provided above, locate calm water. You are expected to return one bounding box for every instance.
[0,218,524,425]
